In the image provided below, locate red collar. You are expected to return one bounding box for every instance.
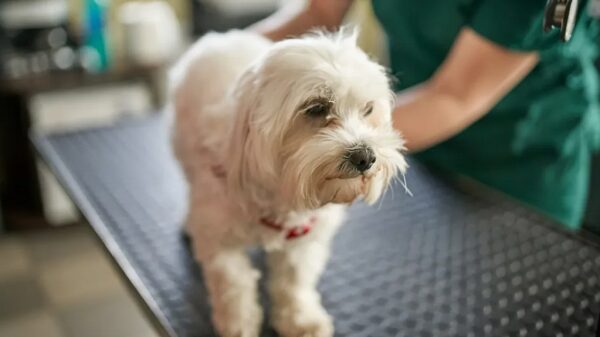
[260,216,317,240]
[211,165,316,240]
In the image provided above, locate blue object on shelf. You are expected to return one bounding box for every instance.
[83,0,110,72]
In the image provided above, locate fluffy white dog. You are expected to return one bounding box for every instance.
[169,29,407,337]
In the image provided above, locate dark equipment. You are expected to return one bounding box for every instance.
[544,0,580,42]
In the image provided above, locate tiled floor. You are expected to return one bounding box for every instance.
[0,224,160,337]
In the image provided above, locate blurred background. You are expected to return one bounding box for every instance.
[0,1,388,336]
[0,0,598,336]
[0,0,388,232]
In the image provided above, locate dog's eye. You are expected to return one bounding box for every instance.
[364,102,374,116]
[305,102,330,118]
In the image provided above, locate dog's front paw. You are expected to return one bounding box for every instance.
[272,301,333,337]
[212,302,263,337]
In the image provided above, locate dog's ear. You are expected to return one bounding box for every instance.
[227,61,284,210]
[226,68,259,199]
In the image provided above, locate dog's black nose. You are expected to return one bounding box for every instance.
[347,146,376,172]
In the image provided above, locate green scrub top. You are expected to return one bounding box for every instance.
[372,0,600,229]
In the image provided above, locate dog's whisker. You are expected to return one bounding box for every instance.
[400,172,413,197]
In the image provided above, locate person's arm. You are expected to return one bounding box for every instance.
[393,27,539,152]
[250,0,354,41]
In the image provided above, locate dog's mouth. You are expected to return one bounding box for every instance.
[321,176,367,205]
[320,167,383,206]
[324,166,380,181]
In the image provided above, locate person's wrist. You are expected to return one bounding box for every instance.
[307,0,351,30]
[305,4,334,30]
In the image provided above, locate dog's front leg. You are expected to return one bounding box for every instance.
[201,250,263,337]
[268,240,334,337]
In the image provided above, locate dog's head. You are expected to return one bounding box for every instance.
[227,30,407,211]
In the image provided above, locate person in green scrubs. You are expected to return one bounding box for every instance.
[252,0,600,229]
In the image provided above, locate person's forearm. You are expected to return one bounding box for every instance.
[249,3,319,41]
[250,0,353,41]
[392,28,539,153]
[393,84,487,153]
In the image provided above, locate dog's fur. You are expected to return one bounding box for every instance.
[169,30,407,337]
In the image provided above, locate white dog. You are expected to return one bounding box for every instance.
[169,29,407,337]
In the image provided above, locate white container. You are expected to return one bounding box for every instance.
[119,1,182,66]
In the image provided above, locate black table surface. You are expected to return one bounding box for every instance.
[33,115,600,337]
